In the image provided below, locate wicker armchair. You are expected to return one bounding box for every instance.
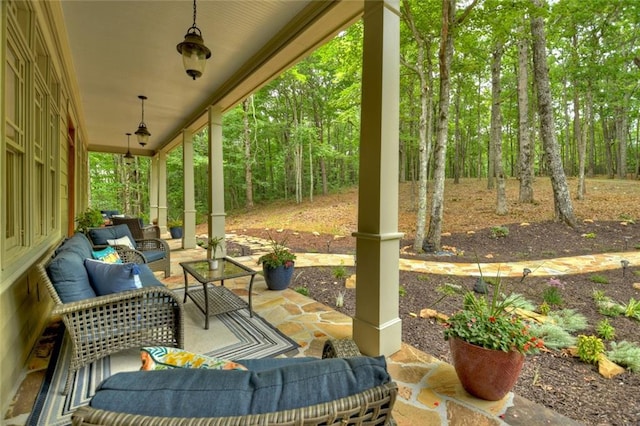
[111,216,160,240]
[70,339,397,426]
[39,241,184,395]
[87,225,171,277]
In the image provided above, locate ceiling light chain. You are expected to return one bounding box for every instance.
[135,95,151,147]
[176,0,211,80]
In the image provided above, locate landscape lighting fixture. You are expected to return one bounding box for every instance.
[135,95,151,146]
[176,0,211,80]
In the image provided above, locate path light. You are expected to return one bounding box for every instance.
[623,236,631,251]
[134,95,150,146]
[621,259,630,277]
[520,267,532,283]
[176,0,211,80]
[123,133,134,165]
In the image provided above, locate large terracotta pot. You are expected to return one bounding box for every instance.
[262,263,295,290]
[449,337,525,401]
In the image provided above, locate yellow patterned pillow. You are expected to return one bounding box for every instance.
[140,347,247,371]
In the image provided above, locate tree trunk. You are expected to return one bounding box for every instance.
[530,0,576,227]
[491,41,507,215]
[517,33,534,203]
[425,0,456,252]
[402,0,435,252]
[453,83,461,185]
[576,86,588,200]
[242,98,254,209]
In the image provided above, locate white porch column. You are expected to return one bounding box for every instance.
[182,129,197,249]
[149,154,159,227]
[207,106,226,255]
[157,151,168,234]
[352,0,402,356]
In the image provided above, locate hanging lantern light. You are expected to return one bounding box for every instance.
[135,95,151,146]
[176,0,211,80]
[123,133,134,165]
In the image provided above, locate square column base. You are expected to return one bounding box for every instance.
[353,317,402,356]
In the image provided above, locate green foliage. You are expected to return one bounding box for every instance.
[399,285,407,297]
[490,226,509,238]
[529,323,576,350]
[443,268,543,354]
[502,293,536,311]
[542,286,564,307]
[590,274,609,284]
[582,232,596,239]
[547,309,588,333]
[75,208,104,233]
[607,341,640,372]
[294,286,309,297]
[257,234,296,269]
[597,300,625,317]
[592,289,607,302]
[576,335,605,364]
[335,291,345,308]
[197,236,224,258]
[332,264,346,281]
[168,218,182,228]
[596,319,615,340]
[539,301,551,316]
[623,298,640,320]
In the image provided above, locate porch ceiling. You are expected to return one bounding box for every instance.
[60,0,363,156]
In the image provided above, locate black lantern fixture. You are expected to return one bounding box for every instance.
[176,0,211,80]
[123,133,134,165]
[134,95,151,146]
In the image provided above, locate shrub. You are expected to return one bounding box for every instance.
[596,319,615,340]
[548,309,588,333]
[530,323,575,350]
[576,335,605,364]
[607,341,640,372]
[539,301,551,316]
[582,232,596,239]
[590,274,609,284]
[490,226,509,238]
[542,286,564,307]
[623,298,640,320]
[294,286,309,297]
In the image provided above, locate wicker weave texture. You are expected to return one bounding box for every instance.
[38,242,184,394]
[71,381,398,426]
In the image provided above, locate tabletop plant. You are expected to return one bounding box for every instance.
[197,236,224,259]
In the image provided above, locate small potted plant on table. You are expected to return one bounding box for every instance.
[441,267,544,401]
[257,235,296,290]
[197,236,224,270]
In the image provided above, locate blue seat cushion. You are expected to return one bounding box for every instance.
[90,356,390,418]
[143,250,165,262]
[85,260,162,295]
[47,251,96,303]
[89,225,136,247]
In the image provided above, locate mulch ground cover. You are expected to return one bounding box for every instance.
[231,221,640,426]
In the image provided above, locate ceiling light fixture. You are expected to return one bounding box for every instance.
[176,0,211,80]
[134,95,151,146]
[124,132,134,165]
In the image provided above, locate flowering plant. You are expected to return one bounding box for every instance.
[197,236,224,259]
[441,267,544,354]
[257,234,296,269]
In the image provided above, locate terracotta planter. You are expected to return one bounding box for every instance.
[448,337,525,401]
[262,263,295,290]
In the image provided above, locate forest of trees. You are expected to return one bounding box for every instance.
[90,0,640,247]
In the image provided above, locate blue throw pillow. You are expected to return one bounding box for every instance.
[92,246,122,263]
[84,259,142,295]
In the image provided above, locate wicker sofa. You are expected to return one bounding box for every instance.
[39,233,184,394]
[70,339,397,426]
[87,224,171,277]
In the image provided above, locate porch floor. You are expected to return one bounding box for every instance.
[4,234,591,425]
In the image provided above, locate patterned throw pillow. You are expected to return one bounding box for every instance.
[140,347,247,371]
[91,246,122,263]
[106,235,135,249]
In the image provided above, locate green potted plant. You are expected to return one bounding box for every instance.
[197,236,224,269]
[257,235,297,290]
[75,208,105,233]
[167,218,183,239]
[440,267,544,401]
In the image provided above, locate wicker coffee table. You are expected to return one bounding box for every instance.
[180,258,257,329]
